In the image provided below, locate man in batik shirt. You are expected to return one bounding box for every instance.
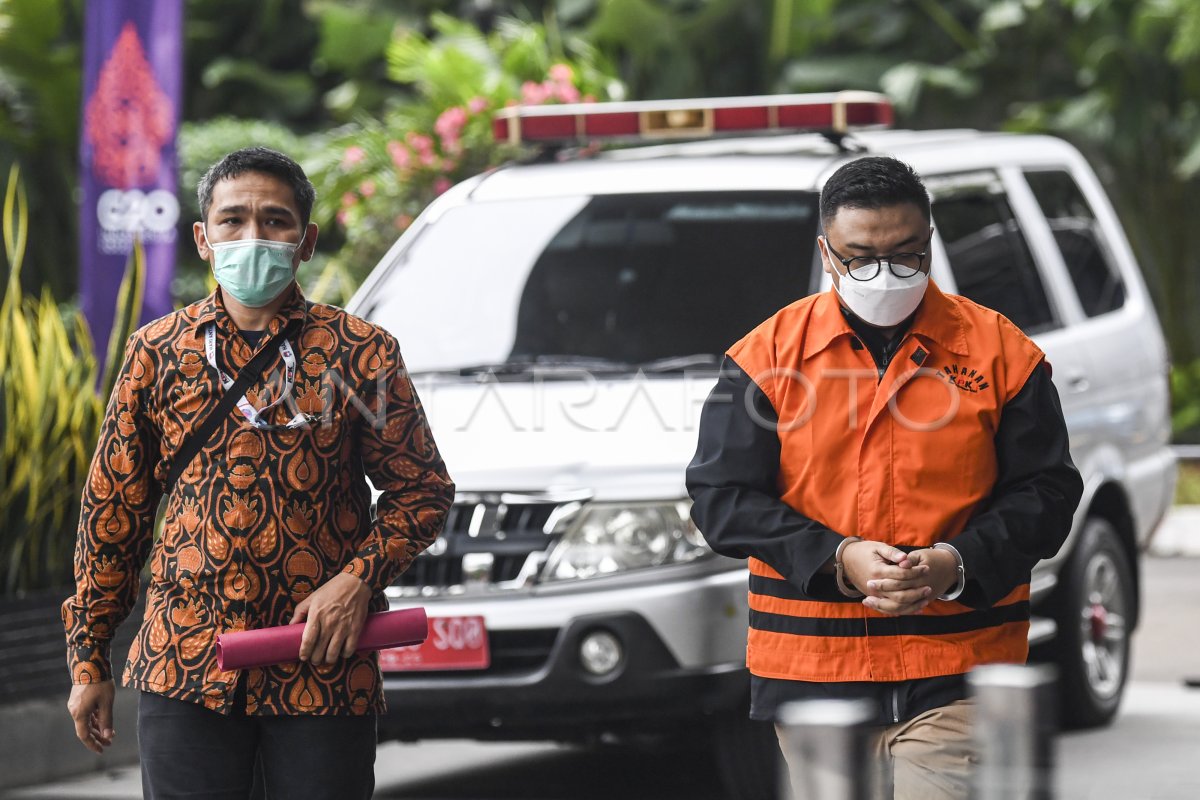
[64,147,454,799]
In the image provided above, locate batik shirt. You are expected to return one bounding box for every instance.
[63,286,454,715]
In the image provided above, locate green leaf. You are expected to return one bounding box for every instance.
[1064,0,1106,22]
[979,0,1027,32]
[386,24,494,108]
[0,0,63,53]
[558,0,598,26]
[201,59,318,118]
[385,27,432,84]
[1049,91,1113,143]
[1167,1,1200,64]
[100,238,145,404]
[315,5,395,74]
[494,17,551,82]
[1176,133,1200,180]
[881,62,979,114]
[781,54,901,93]
[0,164,101,593]
[588,0,676,51]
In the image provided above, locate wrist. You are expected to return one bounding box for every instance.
[932,542,965,601]
[834,537,865,598]
[341,571,372,599]
[340,560,378,595]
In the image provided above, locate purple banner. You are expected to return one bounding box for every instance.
[79,0,182,356]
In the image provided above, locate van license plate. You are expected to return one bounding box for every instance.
[379,616,490,671]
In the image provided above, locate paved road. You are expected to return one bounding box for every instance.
[7,556,1200,800]
[366,678,1200,799]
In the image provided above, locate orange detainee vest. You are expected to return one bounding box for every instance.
[728,281,1045,683]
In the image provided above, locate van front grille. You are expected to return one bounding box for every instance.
[389,493,586,594]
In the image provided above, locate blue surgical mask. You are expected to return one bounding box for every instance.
[203,225,302,308]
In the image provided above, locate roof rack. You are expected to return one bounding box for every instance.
[492,91,893,149]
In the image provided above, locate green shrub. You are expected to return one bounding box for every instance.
[1171,359,1200,444]
[0,166,142,595]
[1176,462,1200,505]
[307,13,624,289]
[172,15,624,309]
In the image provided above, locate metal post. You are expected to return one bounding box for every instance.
[775,698,876,800]
[969,664,1058,800]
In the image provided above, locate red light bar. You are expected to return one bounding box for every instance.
[492,91,893,146]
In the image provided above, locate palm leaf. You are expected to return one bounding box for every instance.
[100,236,145,403]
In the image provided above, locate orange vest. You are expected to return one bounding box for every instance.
[727,281,1044,682]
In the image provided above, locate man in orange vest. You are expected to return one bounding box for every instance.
[686,155,1083,799]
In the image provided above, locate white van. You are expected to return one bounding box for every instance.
[348,93,1177,800]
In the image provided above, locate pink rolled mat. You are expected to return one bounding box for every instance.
[215,607,428,671]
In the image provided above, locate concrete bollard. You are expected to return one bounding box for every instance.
[775,698,876,800]
[969,663,1058,800]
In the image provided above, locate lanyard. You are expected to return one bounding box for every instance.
[204,323,310,429]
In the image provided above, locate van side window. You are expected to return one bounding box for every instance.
[1024,170,1126,317]
[932,189,1058,333]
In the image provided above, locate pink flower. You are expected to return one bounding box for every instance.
[341,192,357,209]
[406,132,434,156]
[521,81,550,105]
[359,179,376,198]
[342,146,366,167]
[554,83,581,104]
[419,150,438,167]
[395,213,413,230]
[435,107,467,155]
[549,63,574,84]
[435,107,468,141]
[387,140,410,170]
[433,177,452,195]
[337,209,350,226]
[468,96,488,114]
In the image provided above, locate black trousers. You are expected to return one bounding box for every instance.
[138,690,376,800]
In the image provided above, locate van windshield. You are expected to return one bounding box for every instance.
[359,191,820,374]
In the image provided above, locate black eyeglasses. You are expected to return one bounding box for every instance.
[824,238,930,282]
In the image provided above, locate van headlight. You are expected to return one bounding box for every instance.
[540,501,710,582]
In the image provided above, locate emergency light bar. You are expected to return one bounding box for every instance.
[492,91,893,146]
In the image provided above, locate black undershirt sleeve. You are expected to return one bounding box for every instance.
[686,356,848,601]
[948,364,1085,608]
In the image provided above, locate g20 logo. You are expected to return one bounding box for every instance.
[97,188,179,234]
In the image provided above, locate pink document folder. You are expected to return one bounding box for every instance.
[215,608,428,671]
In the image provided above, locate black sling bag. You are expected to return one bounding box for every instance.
[163,319,300,494]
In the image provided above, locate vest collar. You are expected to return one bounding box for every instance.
[802,279,970,360]
[909,280,970,357]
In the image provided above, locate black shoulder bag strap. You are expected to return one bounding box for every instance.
[163,318,300,494]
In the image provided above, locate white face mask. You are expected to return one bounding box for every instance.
[831,257,930,327]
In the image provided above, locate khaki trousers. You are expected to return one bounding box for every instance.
[776,699,975,800]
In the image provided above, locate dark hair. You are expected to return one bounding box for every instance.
[819,155,930,226]
[197,147,316,228]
